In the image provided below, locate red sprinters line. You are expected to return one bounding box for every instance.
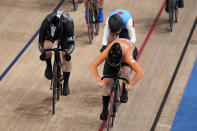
[137,0,166,61]
[98,1,166,130]
[99,120,106,131]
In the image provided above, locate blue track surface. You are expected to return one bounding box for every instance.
[171,58,197,131]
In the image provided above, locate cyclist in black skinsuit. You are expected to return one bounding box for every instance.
[165,0,184,13]
[38,10,75,96]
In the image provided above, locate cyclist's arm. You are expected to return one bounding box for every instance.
[90,48,109,82]
[62,21,75,55]
[126,19,136,44]
[124,50,144,86]
[38,18,49,53]
[102,18,110,46]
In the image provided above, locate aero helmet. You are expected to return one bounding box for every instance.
[108,14,123,33]
[107,43,122,67]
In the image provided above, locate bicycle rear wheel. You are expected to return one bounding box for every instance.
[52,62,58,115]
[87,1,94,44]
[72,0,78,11]
[169,0,174,32]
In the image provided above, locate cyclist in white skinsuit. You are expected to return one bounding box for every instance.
[101,9,136,51]
[100,9,138,105]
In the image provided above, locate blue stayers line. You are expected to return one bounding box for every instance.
[0,0,65,82]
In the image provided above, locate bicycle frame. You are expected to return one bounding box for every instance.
[87,0,100,43]
[101,71,129,130]
[45,43,65,114]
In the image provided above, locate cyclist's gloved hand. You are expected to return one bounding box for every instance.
[126,83,132,91]
[100,45,107,53]
[97,79,103,87]
[64,53,71,61]
[39,51,46,61]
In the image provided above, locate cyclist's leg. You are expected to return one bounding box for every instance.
[100,60,119,120]
[61,42,72,96]
[101,78,111,120]
[120,47,138,103]
[120,64,130,103]
[43,40,53,80]
[165,0,170,13]
[97,0,104,22]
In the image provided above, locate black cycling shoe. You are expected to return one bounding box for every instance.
[44,65,53,80]
[62,82,70,96]
[177,0,184,8]
[100,109,108,120]
[120,90,128,103]
[165,5,169,13]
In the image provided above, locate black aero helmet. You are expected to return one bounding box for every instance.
[48,11,63,38]
[108,14,123,33]
[107,43,122,67]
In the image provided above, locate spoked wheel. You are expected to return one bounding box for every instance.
[72,0,78,11]
[52,63,58,115]
[87,1,94,44]
[169,0,174,32]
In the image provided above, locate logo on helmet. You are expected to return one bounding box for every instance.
[117,12,124,15]
[50,24,56,37]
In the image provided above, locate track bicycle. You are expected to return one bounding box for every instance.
[44,42,65,115]
[101,71,129,131]
[168,0,179,32]
[87,0,100,44]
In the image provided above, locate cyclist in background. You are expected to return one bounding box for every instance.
[165,0,184,13]
[38,10,75,96]
[100,9,138,104]
[90,38,144,120]
[83,0,104,23]
[100,9,136,52]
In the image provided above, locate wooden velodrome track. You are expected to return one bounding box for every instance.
[0,0,197,130]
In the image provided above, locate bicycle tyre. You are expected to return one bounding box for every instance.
[72,0,78,11]
[87,0,94,44]
[169,0,174,32]
[57,65,62,101]
[52,62,58,115]
[111,83,120,127]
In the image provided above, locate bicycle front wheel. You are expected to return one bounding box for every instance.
[52,62,58,115]
[57,63,63,101]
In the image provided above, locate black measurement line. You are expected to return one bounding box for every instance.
[150,16,197,131]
